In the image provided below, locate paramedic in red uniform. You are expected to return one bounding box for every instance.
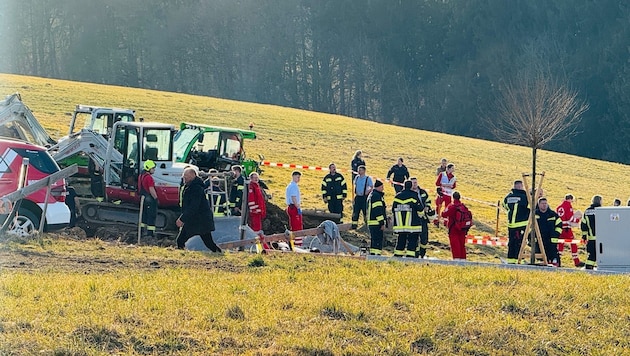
[247,172,266,233]
[556,194,585,267]
[435,163,456,225]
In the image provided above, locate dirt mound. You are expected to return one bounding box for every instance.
[262,201,323,234]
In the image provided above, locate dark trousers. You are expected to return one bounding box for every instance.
[176,227,221,252]
[141,195,157,236]
[394,232,419,257]
[369,225,384,255]
[507,228,524,263]
[585,239,596,269]
[416,220,429,257]
[68,211,77,228]
[536,237,559,264]
[393,183,403,193]
[351,195,367,228]
[327,199,344,220]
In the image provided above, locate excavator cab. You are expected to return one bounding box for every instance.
[104,122,183,207]
[69,105,135,137]
[59,105,135,176]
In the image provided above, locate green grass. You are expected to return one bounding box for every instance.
[1,74,630,355]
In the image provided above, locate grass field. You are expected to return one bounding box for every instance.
[1,74,630,355]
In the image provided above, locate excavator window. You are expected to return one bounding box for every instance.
[142,129,171,161]
[92,113,112,135]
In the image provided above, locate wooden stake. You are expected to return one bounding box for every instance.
[517,172,548,264]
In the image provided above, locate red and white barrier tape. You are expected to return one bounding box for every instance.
[466,238,508,246]
[262,161,330,171]
[466,235,582,246]
[557,238,584,244]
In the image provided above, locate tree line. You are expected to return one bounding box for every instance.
[1,0,629,163]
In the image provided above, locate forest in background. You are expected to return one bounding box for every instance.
[1,0,629,163]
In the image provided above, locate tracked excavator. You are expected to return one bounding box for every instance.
[49,121,243,240]
[49,121,190,235]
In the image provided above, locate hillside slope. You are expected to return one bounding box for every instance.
[1,73,627,236]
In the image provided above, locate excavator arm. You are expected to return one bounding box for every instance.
[0,93,57,147]
[48,129,121,170]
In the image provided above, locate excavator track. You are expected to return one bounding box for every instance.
[78,198,178,236]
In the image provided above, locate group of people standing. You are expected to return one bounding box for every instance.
[138,149,597,267]
[503,180,598,269]
[315,151,469,260]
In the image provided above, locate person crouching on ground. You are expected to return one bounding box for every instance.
[176,167,221,252]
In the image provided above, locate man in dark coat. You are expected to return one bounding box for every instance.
[176,167,221,252]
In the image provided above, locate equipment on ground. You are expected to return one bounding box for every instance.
[173,123,259,175]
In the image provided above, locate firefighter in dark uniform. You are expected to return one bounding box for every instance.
[392,180,423,257]
[581,195,602,270]
[535,197,562,266]
[503,180,530,264]
[321,163,348,222]
[367,179,387,255]
[229,165,245,215]
[386,157,410,193]
[411,177,436,258]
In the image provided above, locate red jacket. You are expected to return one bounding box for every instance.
[441,199,463,230]
[556,200,580,229]
[248,181,266,217]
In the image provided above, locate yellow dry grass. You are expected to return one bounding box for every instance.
[2,73,626,235]
[1,74,630,355]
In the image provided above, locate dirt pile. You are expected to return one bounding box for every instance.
[262,201,323,234]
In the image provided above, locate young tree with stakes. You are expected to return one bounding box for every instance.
[490,69,588,264]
